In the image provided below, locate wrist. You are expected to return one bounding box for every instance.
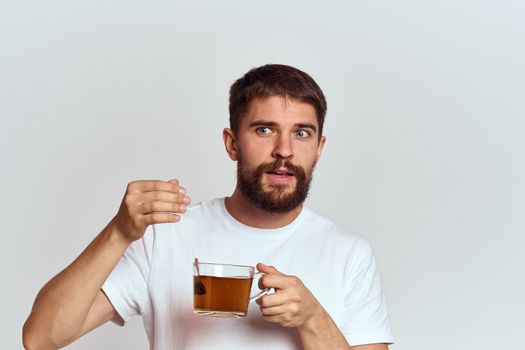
[298,302,326,334]
[105,218,134,248]
[297,303,350,350]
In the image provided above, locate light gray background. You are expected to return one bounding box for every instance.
[2,1,524,349]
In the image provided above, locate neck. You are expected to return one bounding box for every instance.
[225,187,303,229]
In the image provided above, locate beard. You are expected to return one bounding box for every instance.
[237,154,316,214]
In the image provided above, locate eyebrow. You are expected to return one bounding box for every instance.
[249,120,318,133]
[296,123,317,133]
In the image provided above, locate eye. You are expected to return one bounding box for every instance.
[295,129,310,138]
[256,127,272,135]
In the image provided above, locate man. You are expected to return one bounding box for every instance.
[23,64,393,349]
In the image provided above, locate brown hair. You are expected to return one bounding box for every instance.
[229,64,327,138]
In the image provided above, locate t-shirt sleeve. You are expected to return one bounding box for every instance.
[341,238,394,346]
[102,225,155,326]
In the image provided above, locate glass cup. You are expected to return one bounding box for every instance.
[193,261,270,318]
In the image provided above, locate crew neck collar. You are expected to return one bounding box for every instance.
[217,197,309,237]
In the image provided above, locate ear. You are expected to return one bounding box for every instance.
[223,128,239,161]
[316,136,326,162]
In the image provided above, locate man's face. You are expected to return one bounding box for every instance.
[232,96,325,213]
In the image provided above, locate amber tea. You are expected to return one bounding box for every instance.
[192,262,269,318]
[193,275,253,316]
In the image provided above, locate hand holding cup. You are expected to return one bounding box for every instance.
[256,263,322,328]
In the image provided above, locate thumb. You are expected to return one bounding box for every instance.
[168,179,186,195]
[257,262,284,275]
[168,178,179,185]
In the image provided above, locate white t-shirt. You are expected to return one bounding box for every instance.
[102,198,393,349]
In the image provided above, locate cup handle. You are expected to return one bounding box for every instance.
[249,271,271,303]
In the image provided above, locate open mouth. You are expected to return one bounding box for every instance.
[266,168,295,178]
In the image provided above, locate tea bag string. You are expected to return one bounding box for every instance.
[184,226,198,260]
[188,232,207,294]
[185,229,202,276]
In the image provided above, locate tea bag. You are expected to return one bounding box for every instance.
[194,258,207,295]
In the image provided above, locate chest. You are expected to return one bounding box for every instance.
[150,228,348,329]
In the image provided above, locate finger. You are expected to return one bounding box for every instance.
[141,201,187,214]
[127,180,181,194]
[140,191,188,204]
[259,304,288,317]
[142,213,181,224]
[256,291,298,308]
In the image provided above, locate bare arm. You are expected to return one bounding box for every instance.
[350,345,388,350]
[23,180,190,350]
[297,302,389,350]
[297,305,388,350]
[23,222,129,349]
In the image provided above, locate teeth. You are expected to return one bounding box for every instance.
[269,170,293,176]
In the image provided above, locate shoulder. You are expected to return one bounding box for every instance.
[301,207,374,255]
[302,207,367,242]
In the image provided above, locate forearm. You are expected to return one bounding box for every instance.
[23,220,130,348]
[298,307,389,350]
[297,304,350,350]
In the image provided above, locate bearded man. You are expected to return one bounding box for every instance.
[23,64,393,350]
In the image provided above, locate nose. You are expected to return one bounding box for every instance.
[271,133,293,159]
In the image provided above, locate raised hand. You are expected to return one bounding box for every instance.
[111,179,191,243]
